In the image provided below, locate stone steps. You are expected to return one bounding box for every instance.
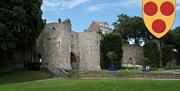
[50,67,71,78]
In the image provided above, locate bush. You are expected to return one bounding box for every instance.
[143,40,160,67]
[150,67,159,71]
[164,60,180,69]
[101,33,123,69]
[161,45,176,67]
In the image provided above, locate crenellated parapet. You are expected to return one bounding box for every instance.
[44,19,72,32]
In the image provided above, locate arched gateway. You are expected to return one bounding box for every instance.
[70,52,79,69]
[36,19,101,71]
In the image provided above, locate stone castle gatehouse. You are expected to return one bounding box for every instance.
[36,19,101,71]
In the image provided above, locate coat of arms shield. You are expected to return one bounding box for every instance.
[142,0,176,38]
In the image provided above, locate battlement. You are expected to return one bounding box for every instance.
[44,19,71,31]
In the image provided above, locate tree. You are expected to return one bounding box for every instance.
[163,26,180,65]
[143,40,161,67]
[161,45,175,66]
[113,14,153,45]
[106,51,118,68]
[0,0,44,50]
[101,33,123,69]
[0,0,44,68]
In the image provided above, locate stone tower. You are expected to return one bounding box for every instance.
[36,19,101,71]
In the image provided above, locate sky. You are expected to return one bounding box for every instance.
[42,0,180,32]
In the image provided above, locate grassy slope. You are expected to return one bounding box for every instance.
[0,69,54,84]
[0,79,179,91]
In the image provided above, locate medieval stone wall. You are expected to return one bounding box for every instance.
[70,31,80,57]
[36,19,143,72]
[79,32,101,70]
[121,44,144,65]
[36,19,101,71]
[37,21,72,71]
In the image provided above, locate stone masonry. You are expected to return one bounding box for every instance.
[87,21,143,66]
[36,19,101,71]
[122,44,144,65]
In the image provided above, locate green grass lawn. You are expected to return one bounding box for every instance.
[0,69,179,91]
[0,79,179,91]
[0,68,175,85]
[0,69,54,84]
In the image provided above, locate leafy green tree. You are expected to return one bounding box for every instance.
[0,0,44,65]
[163,26,180,65]
[161,45,175,66]
[101,33,123,69]
[143,40,161,67]
[113,14,153,45]
[106,51,118,68]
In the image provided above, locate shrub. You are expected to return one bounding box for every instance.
[101,33,123,69]
[161,45,176,67]
[143,40,161,67]
[164,60,178,69]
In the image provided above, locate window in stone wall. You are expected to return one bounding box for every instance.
[90,52,93,56]
[48,37,51,40]
[129,57,132,60]
[71,35,74,38]
[57,37,62,51]
[38,54,42,63]
[71,44,74,49]
[52,27,56,30]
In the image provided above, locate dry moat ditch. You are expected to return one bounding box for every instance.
[65,70,180,79]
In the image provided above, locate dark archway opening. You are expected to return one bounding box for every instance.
[70,52,79,69]
[27,54,42,71]
[38,54,42,63]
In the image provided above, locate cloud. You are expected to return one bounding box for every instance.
[123,0,141,6]
[86,4,108,12]
[86,0,141,13]
[177,6,180,11]
[86,3,121,13]
[176,0,180,11]
[87,6,101,12]
[66,0,90,9]
[42,0,90,11]
[177,0,180,4]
